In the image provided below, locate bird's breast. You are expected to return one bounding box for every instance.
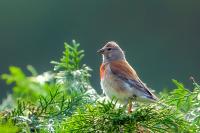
[100,64,106,80]
[100,64,133,103]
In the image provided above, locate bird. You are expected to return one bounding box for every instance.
[97,41,157,113]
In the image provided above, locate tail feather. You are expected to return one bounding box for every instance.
[145,93,158,101]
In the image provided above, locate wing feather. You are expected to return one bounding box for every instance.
[110,60,157,100]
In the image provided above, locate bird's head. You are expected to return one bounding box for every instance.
[97,41,125,63]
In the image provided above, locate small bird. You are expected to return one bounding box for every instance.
[97,41,157,113]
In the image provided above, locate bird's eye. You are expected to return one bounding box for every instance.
[107,48,112,51]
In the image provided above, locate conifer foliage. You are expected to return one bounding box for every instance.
[0,40,199,132]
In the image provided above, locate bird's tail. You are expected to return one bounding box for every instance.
[146,92,158,101]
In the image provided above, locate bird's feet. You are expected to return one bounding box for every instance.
[128,100,133,114]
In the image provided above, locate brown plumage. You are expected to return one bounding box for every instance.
[98,41,157,113]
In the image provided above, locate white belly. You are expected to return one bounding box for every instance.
[100,68,134,104]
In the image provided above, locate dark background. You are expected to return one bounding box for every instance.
[0,0,200,101]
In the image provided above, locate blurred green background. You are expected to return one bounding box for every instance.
[0,0,200,101]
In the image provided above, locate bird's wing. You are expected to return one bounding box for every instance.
[110,60,157,100]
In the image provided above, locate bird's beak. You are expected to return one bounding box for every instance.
[97,48,104,54]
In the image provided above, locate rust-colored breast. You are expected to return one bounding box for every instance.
[100,64,106,79]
